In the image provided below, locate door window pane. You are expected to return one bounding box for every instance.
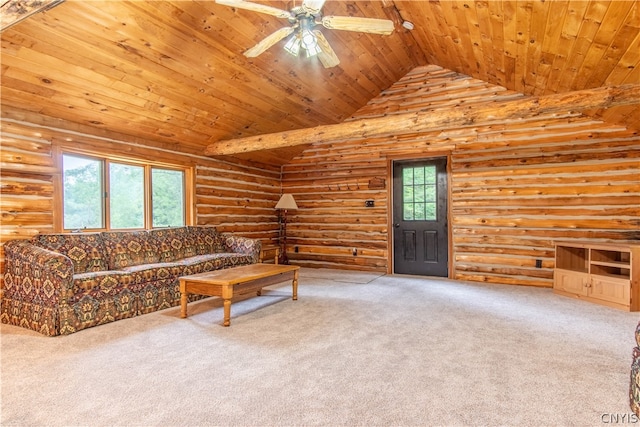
[63,155,104,229]
[425,166,436,183]
[403,203,414,221]
[403,165,437,221]
[403,168,413,185]
[414,166,425,185]
[109,163,144,229]
[152,168,185,227]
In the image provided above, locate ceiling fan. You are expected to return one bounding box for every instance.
[215,0,395,68]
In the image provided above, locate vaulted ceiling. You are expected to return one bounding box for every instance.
[1,1,638,165]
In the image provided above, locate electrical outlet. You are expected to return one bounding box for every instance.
[535,259,542,268]
[294,246,299,253]
[365,200,375,208]
[352,248,357,256]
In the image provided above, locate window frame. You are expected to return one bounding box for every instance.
[55,147,194,232]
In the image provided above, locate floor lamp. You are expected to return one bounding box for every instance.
[275,194,298,264]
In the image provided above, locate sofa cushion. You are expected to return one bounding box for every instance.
[120,262,185,285]
[101,231,160,269]
[178,253,254,275]
[223,234,261,257]
[149,227,196,262]
[33,233,108,274]
[177,253,227,275]
[72,270,131,296]
[191,226,225,255]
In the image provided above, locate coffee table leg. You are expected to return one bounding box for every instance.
[180,285,188,318]
[223,299,231,326]
[292,270,298,301]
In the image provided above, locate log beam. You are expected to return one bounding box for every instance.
[0,0,65,32]
[204,84,640,156]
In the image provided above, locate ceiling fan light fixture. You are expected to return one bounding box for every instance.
[284,34,301,57]
[305,43,321,57]
[300,28,320,57]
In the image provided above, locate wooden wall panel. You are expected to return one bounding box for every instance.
[196,161,281,242]
[0,128,56,244]
[281,65,640,286]
[0,115,281,287]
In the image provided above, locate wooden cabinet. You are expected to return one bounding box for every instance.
[554,241,640,311]
[554,269,589,296]
[259,245,280,264]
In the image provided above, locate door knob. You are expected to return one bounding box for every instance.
[394,223,400,227]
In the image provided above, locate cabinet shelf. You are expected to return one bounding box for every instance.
[554,241,639,311]
[591,260,630,268]
[555,245,588,272]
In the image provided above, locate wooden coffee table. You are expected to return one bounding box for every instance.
[179,263,299,326]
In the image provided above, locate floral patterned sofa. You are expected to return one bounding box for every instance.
[1,226,261,336]
[631,321,640,415]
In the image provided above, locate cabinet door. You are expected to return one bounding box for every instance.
[554,270,588,296]
[590,276,630,306]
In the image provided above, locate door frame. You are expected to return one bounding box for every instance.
[386,152,453,277]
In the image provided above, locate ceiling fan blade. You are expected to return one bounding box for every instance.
[313,30,340,68]
[301,0,326,14]
[321,16,395,35]
[215,0,293,19]
[244,26,295,57]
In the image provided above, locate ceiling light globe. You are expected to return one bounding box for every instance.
[301,29,316,49]
[284,35,301,57]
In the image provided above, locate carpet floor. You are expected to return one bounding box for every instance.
[1,268,638,426]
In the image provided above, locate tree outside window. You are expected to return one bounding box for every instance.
[403,165,437,221]
[62,153,187,230]
[110,163,144,229]
[152,168,185,228]
[63,155,104,229]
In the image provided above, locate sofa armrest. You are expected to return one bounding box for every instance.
[3,239,75,305]
[221,234,262,263]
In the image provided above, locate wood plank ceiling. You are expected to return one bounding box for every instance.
[1,1,638,165]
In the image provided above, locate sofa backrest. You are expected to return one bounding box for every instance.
[149,227,196,263]
[32,233,108,274]
[30,226,230,273]
[101,230,160,269]
[189,226,225,255]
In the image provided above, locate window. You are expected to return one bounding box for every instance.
[63,155,104,229]
[403,165,437,221]
[62,153,189,230]
[151,168,185,228]
[109,162,144,229]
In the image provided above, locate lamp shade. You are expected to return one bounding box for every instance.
[284,34,301,57]
[275,194,298,210]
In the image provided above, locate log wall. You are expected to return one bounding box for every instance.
[0,116,281,286]
[281,65,640,287]
[2,64,638,289]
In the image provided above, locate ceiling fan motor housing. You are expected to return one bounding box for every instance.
[289,6,320,26]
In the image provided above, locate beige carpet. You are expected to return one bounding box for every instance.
[1,268,638,426]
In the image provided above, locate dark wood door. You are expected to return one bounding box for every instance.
[392,158,448,276]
